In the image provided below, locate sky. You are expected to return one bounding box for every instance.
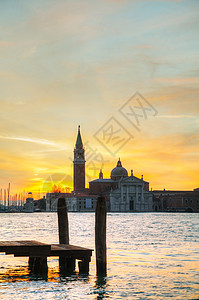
[0,0,199,196]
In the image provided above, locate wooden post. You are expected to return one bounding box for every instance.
[59,257,75,274]
[58,197,69,245]
[95,196,107,276]
[28,256,48,276]
[78,257,90,274]
[57,197,75,273]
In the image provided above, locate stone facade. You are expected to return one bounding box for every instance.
[153,189,199,212]
[46,192,98,212]
[89,159,153,212]
[110,176,152,212]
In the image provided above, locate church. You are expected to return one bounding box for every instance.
[89,159,153,212]
[46,126,153,212]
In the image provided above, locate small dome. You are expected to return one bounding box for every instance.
[111,158,128,180]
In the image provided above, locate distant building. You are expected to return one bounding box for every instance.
[24,192,34,213]
[33,196,46,212]
[152,189,199,212]
[46,192,69,211]
[46,192,98,212]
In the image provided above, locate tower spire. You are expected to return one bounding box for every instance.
[75,125,83,148]
[73,125,85,192]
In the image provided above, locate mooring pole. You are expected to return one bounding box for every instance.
[57,197,75,273]
[95,196,107,276]
[58,197,69,245]
[28,256,48,277]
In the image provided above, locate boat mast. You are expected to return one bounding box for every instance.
[7,183,10,211]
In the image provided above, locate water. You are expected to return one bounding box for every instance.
[0,213,198,299]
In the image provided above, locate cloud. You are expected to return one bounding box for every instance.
[28,2,92,37]
[0,135,60,147]
[155,77,199,85]
[0,41,13,48]
[147,85,199,115]
[136,44,153,49]
[157,114,197,119]
[22,46,37,58]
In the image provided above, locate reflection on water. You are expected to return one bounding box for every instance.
[0,267,30,283]
[0,265,92,284]
[93,276,110,299]
[0,213,198,299]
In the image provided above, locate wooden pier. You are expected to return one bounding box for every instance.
[0,240,93,275]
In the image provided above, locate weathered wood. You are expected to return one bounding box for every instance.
[28,256,48,276]
[95,196,107,276]
[59,257,75,274]
[78,258,89,274]
[0,242,92,259]
[51,244,92,259]
[0,240,51,256]
[57,197,70,273]
[0,241,93,275]
[28,257,34,269]
[57,198,69,245]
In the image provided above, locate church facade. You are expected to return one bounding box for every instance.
[89,159,153,212]
[109,173,152,212]
[46,126,153,212]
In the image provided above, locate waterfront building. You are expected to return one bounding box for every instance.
[46,192,98,212]
[152,189,199,212]
[46,192,70,211]
[90,160,153,212]
[33,196,46,212]
[24,192,34,213]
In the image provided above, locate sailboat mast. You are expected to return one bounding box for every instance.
[7,183,10,210]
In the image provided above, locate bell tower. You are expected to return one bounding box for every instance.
[73,125,85,192]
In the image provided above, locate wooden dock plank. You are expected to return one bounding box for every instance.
[0,240,93,275]
[0,241,92,258]
[51,244,93,252]
[50,244,93,260]
[0,240,50,248]
[0,240,51,256]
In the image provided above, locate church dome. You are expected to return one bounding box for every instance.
[111,158,128,180]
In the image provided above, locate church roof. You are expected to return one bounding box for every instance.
[111,158,128,179]
[121,175,149,184]
[90,179,114,183]
[75,125,83,148]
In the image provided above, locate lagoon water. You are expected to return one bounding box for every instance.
[0,213,198,299]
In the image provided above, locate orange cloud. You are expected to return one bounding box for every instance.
[0,41,13,48]
[155,77,199,85]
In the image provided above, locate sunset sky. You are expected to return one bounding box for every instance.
[0,0,199,196]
